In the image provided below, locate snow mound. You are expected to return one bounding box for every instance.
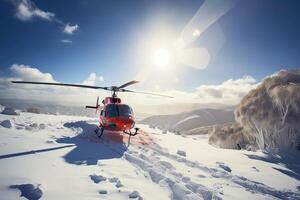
[1,107,19,115]
[10,184,43,200]
[0,119,13,128]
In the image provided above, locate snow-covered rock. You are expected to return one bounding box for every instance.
[1,107,19,115]
[0,119,12,128]
[99,190,108,194]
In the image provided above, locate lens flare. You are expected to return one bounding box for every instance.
[153,48,171,67]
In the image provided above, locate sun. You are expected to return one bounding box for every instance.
[153,48,171,67]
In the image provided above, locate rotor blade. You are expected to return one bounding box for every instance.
[121,89,174,98]
[118,80,139,89]
[11,81,107,90]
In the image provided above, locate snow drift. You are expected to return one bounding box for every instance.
[211,70,300,152]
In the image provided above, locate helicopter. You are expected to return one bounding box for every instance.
[12,80,173,141]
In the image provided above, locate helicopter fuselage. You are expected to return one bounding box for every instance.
[99,97,135,132]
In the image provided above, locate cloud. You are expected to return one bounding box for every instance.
[10,64,55,82]
[0,65,106,106]
[82,73,104,86]
[15,0,55,21]
[196,76,257,101]
[61,39,72,44]
[8,0,79,41]
[63,23,79,34]
[0,64,258,114]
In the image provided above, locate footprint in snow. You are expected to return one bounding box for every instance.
[216,162,232,173]
[9,184,43,200]
[129,190,140,198]
[197,174,206,178]
[181,176,191,183]
[108,177,119,183]
[252,166,259,172]
[99,190,108,194]
[176,150,186,157]
[159,160,175,170]
[90,174,107,183]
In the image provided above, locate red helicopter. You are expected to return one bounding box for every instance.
[12,80,172,140]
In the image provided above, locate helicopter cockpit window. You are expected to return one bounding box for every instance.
[105,104,132,117]
[118,105,133,117]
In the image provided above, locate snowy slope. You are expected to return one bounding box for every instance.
[140,108,234,132]
[0,112,299,200]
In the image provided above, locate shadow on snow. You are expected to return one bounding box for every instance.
[56,120,127,165]
[245,151,300,181]
[0,145,74,160]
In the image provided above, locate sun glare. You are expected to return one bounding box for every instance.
[153,48,171,67]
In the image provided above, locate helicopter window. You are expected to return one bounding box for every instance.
[105,104,132,117]
[100,110,105,116]
[118,105,133,117]
[105,105,118,117]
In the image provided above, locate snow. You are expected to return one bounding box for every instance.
[0,112,299,200]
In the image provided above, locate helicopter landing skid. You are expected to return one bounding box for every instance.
[123,127,139,136]
[123,127,139,146]
[94,126,104,138]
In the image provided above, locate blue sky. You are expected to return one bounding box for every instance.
[0,0,300,107]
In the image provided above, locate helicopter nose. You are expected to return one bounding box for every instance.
[120,117,134,129]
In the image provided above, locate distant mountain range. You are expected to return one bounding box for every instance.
[140,108,235,133]
[0,98,97,117]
